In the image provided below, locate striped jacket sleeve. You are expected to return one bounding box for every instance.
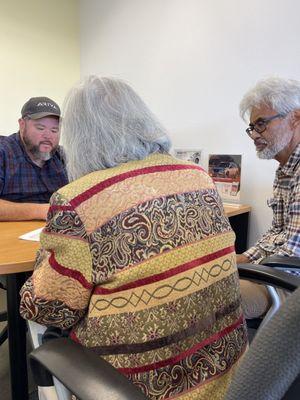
[20,192,93,329]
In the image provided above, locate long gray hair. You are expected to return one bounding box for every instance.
[61,76,171,181]
[240,77,300,121]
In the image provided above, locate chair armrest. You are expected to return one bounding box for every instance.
[30,338,148,400]
[237,263,300,292]
[260,255,300,269]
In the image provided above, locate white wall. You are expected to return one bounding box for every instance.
[0,0,80,134]
[80,0,300,247]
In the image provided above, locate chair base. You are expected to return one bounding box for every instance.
[0,311,7,322]
[0,325,8,346]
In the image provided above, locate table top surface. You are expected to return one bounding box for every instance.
[0,221,44,274]
[0,204,251,275]
[224,204,251,218]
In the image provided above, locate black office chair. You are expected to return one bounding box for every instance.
[0,315,8,345]
[226,264,300,400]
[30,338,148,400]
[29,262,300,400]
[255,255,300,329]
[261,255,300,269]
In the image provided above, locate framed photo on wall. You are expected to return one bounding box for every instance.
[174,149,202,165]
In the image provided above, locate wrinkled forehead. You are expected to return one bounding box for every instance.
[27,116,60,126]
[250,104,276,123]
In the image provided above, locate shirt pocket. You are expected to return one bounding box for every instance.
[267,197,284,227]
[267,197,277,210]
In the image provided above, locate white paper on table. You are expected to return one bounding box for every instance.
[19,227,43,241]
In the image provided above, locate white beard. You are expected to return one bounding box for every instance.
[257,131,292,159]
[39,151,51,161]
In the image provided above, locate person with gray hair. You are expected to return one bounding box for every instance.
[20,76,247,400]
[61,76,171,181]
[237,77,300,319]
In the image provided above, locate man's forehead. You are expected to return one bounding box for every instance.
[30,116,59,125]
[250,105,275,121]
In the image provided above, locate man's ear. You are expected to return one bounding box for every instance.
[289,110,300,130]
[18,118,25,135]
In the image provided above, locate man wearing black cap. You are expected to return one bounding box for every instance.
[0,97,68,221]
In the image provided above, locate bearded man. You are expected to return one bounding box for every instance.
[237,77,300,318]
[0,97,68,221]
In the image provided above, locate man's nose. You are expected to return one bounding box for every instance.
[42,129,53,137]
[250,130,261,140]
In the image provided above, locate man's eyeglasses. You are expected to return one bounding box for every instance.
[246,113,287,137]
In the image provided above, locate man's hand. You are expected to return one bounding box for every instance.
[236,254,250,264]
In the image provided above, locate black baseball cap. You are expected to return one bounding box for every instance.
[21,96,61,120]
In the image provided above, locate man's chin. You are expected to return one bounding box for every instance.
[39,152,52,161]
[30,148,52,161]
[38,145,58,161]
[257,148,276,159]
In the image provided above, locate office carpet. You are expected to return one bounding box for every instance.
[0,289,38,400]
[0,321,38,400]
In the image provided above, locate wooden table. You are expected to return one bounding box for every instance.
[0,221,44,400]
[0,206,250,400]
[0,221,44,274]
[224,204,251,218]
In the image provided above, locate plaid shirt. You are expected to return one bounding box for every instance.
[245,143,300,263]
[0,133,68,203]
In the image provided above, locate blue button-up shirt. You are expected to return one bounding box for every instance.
[0,133,68,203]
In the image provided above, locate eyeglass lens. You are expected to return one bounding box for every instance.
[246,114,285,136]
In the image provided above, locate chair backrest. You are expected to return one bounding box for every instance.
[225,285,300,400]
[30,338,148,400]
[261,256,300,270]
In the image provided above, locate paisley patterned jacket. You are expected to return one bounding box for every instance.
[20,153,247,400]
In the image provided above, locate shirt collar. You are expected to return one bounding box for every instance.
[277,143,300,176]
